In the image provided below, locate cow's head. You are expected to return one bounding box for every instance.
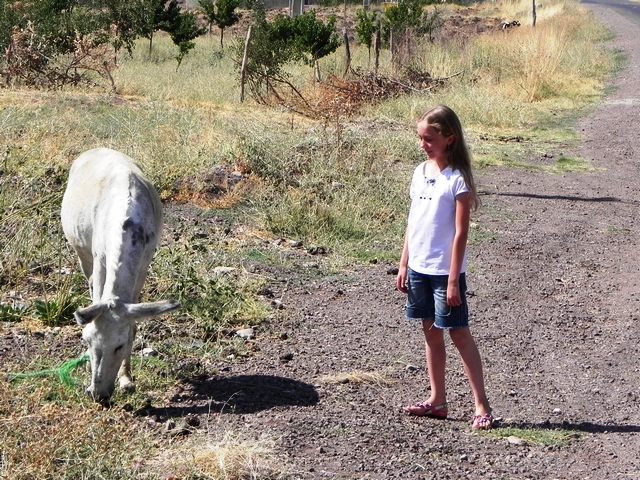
[74,297,180,403]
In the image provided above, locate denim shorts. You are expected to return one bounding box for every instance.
[405,269,469,329]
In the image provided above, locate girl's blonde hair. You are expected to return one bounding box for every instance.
[419,105,481,211]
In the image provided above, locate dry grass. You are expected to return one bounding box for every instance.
[114,33,239,106]
[0,380,155,479]
[147,430,287,479]
[319,369,396,386]
[469,2,611,102]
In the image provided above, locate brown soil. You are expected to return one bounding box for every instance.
[3,3,640,479]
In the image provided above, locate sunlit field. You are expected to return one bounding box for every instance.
[0,0,619,476]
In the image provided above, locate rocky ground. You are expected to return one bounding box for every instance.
[174,4,640,478]
[3,3,640,479]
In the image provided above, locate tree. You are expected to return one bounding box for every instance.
[168,10,206,69]
[6,22,118,90]
[24,0,101,54]
[384,0,440,64]
[199,0,240,49]
[236,7,340,104]
[102,0,143,55]
[138,0,182,53]
[199,0,216,35]
[1,0,30,52]
[214,0,240,49]
[355,8,378,65]
[291,10,340,67]
[242,9,295,98]
[3,0,137,58]
[418,7,442,43]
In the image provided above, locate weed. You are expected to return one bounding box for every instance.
[146,430,286,479]
[320,369,395,386]
[601,227,631,234]
[0,303,28,322]
[32,297,82,327]
[163,262,268,334]
[324,426,350,437]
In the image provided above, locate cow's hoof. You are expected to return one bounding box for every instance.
[119,378,136,394]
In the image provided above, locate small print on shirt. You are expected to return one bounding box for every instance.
[419,177,436,200]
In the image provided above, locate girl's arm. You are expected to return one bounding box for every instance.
[396,232,409,294]
[448,192,471,306]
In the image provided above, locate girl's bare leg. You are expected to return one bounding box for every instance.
[422,319,447,406]
[449,327,491,415]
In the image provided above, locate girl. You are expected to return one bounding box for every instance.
[396,105,493,429]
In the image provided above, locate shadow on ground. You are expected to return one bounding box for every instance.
[134,374,319,420]
[497,420,640,434]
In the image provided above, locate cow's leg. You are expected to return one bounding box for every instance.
[75,250,94,299]
[117,253,152,394]
[118,322,137,393]
[91,257,107,302]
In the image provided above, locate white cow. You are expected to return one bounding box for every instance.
[61,148,180,402]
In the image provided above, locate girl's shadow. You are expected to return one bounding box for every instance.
[496,419,640,434]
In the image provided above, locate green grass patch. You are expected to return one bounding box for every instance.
[475,202,522,222]
[468,224,496,245]
[548,155,595,173]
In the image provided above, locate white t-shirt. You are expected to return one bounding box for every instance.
[407,162,469,275]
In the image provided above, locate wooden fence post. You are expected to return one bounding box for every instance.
[532,0,537,26]
[342,28,351,78]
[374,26,380,74]
[239,25,252,103]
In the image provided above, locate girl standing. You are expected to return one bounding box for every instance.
[396,105,493,429]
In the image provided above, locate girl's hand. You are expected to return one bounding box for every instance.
[396,267,408,294]
[447,282,461,306]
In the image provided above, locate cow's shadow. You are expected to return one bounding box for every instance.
[134,374,319,420]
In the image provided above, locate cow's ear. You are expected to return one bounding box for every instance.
[123,299,181,322]
[74,303,109,326]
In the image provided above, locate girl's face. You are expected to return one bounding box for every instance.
[417,121,454,164]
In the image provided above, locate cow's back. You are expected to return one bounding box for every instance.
[61,148,162,250]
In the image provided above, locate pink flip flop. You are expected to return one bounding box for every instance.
[403,402,448,419]
[472,413,494,429]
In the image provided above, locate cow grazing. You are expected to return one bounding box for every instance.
[61,148,180,402]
